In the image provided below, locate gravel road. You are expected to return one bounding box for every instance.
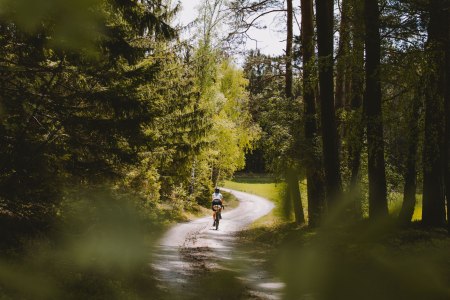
[152,188,284,299]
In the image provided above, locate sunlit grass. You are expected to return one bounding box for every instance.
[223,176,296,227]
[223,180,282,203]
[225,175,424,223]
[224,178,282,227]
[224,175,313,227]
[388,192,423,221]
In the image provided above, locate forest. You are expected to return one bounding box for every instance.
[0,0,449,299]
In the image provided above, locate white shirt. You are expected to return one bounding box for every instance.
[212,192,223,200]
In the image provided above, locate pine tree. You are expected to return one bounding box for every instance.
[316,0,343,209]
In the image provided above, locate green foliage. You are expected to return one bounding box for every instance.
[1,0,447,297]
[0,0,180,223]
[190,39,260,191]
[0,189,164,299]
[0,0,260,240]
[243,51,303,176]
[211,61,260,177]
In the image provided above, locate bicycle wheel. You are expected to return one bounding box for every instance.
[215,213,220,230]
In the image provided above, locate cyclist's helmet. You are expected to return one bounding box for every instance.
[214,187,220,193]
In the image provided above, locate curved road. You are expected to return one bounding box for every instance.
[152,188,283,299]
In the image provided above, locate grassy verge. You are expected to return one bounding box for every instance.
[222,191,240,210]
[225,174,425,223]
[224,174,449,299]
[223,180,281,202]
[223,174,311,227]
[223,178,285,227]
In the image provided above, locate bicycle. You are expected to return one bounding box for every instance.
[212,204,223,230]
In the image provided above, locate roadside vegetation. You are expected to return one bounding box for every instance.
[224,176,288,226]
[227,175,450,300]
[224,174,423,224]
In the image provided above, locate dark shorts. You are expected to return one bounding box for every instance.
[212,199,222,211]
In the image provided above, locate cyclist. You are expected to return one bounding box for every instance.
[211,187,224,226]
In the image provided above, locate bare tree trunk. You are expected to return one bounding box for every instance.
[364,0,388,219]
[335,0,351,131]
[286,0,293,100]
[347,0,365,219]
[399,91,421,225]
[316,0,343,209]
[301,0,325,227]
[287,168,305,224]
[445,2,450,233]
[422,0,447,227]
[286,0,304,225]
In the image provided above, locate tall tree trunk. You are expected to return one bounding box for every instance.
[422,0,447,227]
[398,91,421,225]
[364,0,388,219]
[347,0,365,219]
[301,0,325,227]
[335,9,350,109]
[445,2,450,232]
[285,0,293,100]
[335,0,351,142]
[287,168,305,224]
[286,0,304,225]
[316,0,343,209]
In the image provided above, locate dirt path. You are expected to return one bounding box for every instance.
[152,189,284,299]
